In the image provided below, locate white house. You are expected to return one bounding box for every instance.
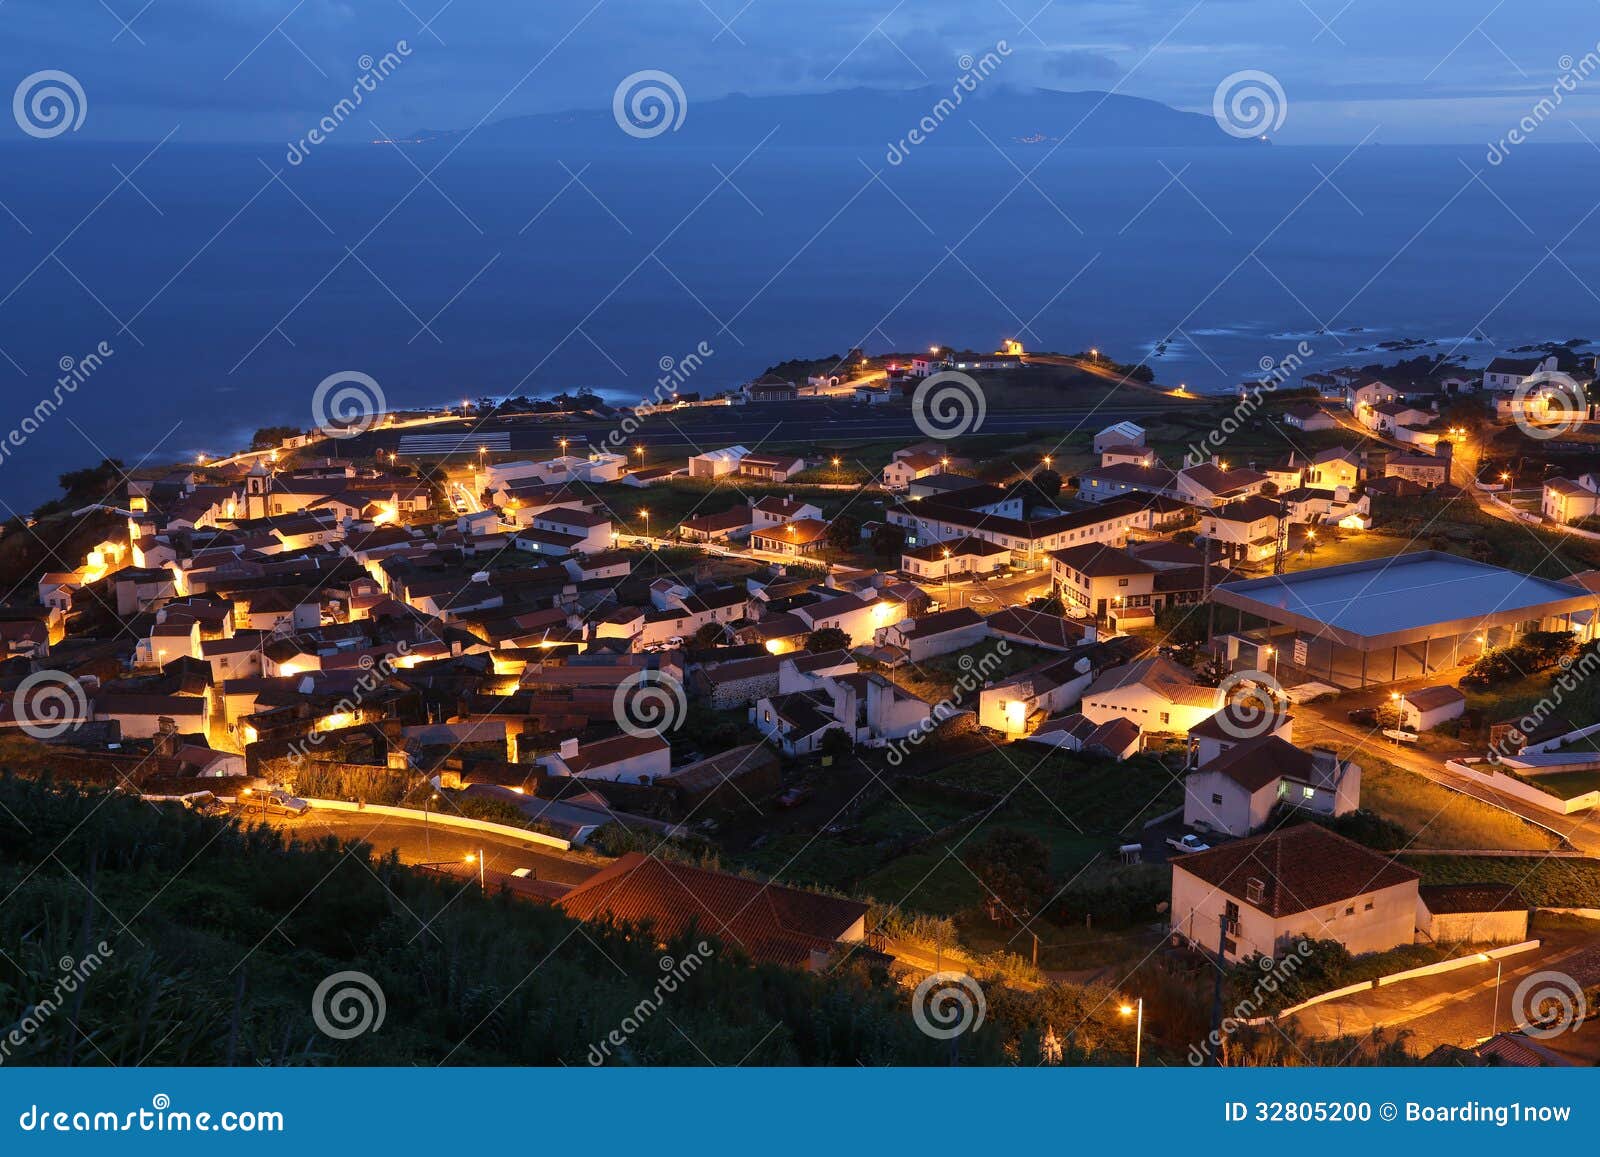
[1079,655,1220,735]
[1169,824,1420,962]
[1094,421,1145,454]
[1542,475,1600,525]
[873,607,988,664]
[528,507,612,554]
[688,445,750,479]
[1183,734,1361,838]
[1483,354,1557,393]
[1397,685,1466,732]
[1200,495,1282,566]
[539,733,672,784]
[751,660,934,754]
[978,654,1094,735]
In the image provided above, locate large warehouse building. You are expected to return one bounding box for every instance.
[1210,551,1598,687]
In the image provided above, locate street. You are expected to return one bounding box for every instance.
[259,809,601,885]
[1288,925,1600,1060]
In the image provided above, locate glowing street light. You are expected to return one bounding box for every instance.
[1119,998,1144,1067]
[639,509,650,538]
[464,850,486,891]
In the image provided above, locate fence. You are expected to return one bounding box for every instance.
[1444,758,1600,815]
[1241,939,1541,1025]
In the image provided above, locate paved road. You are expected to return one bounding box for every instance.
[260,809,600,886]
[1289,927,1600,1058]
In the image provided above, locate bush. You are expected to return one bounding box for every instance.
[1461,631,1577,688]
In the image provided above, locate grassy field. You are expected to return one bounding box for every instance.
[928,747,1184,836]
[1359,758,1557,851]
[886,642,1058,706]
[1404,855,1600,907]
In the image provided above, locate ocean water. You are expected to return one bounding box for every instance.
[0,137,1594,509]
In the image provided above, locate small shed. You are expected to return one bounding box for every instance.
[1399,685,1467,732]
[1417,884,1529,945]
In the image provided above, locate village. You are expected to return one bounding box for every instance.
[3,339,1600,1065]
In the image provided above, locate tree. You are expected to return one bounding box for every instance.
[58,459,126,503]
[1032,468,1062,499]
[824,514,861,556]
[805,627,851,653]
[965,828,1053,926]
[251,425,300,449]
[869,522,906,559]
[692,622,729,648]
[819,728,854,759]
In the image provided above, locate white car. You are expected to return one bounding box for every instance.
[1167,833,1211,854]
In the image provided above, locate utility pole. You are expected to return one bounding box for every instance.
[1203,534,1216,642]
[1209,911,1228,1067]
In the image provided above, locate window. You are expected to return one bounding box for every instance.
[1364,900,1374,911]
[1211,793,1223,806]
[1223,937,1238,956]
[1223,901,1240,934]
[1344,906,1355,917]
[1161,712,1170,725]
[1245,878,1265,904]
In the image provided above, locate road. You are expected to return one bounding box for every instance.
[1288,926,1600,1058]
[258,809,600,885]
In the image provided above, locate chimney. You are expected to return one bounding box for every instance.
[559,737,580,760]
[1309,746,1342,788]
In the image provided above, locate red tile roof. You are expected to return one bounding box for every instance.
[558,852,867,967]
[1173,823,1419,916]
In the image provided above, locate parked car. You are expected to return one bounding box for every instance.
[1167,833,1211,854]
[775,785,814,808]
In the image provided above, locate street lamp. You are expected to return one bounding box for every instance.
[1119,999,1144,1067]
[639,509,650,539]
[1478,953,1504,1036]
[464,850,486,892]
[1262,645,1279,679]
[634,445,645,462]
[424,792,439,856]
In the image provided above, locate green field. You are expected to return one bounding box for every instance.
[1359,758,1556,851]
[1404,855,1600,907]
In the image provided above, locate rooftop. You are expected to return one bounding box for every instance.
[1212,551,1595,649]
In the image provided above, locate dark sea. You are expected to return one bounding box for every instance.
[0,137,1593,508]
